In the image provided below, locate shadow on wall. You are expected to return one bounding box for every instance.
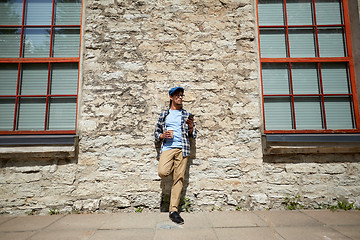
[156,138,196,212]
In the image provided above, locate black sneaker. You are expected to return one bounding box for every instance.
[169,211,184,224]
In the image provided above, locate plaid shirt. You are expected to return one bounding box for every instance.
[154,109,197,157]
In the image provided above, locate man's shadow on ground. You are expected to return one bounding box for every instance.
[155,138,196,212]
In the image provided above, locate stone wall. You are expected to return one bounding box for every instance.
[1,0,359,215]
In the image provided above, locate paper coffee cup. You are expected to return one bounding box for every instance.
[168,128,174,138]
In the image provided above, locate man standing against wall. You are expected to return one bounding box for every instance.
[154,87,197,224]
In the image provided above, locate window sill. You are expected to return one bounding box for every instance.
[0,135,78,160]
[262,134,360,155]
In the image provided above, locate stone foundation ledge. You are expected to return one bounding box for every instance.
[0,135,78,160]
[0,146,76,160]
[263,134,360,156]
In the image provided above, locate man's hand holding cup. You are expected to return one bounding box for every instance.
[161,129,174,139]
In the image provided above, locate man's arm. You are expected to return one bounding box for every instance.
[186,118,194,135]
[154,115,164,143]
[154,112,171,142]
[185,115,197,139]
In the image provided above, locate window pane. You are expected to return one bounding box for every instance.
[292,63,319,94]
[262,63,290,95]
[17,97,46,130]
[0,64,18,95]
[286,0,314,25]
[318,27,346,57]
[55,0,82,25]
[325,97,354,129]
[0,28,21,58]
[260,28,287,58]
[52,27,80,57]
[258,0,284,26]
[321,62,350,94]
[48,97,76,130]
[288,28,316,57]
[264,97,293,130]
[25,0,52,25]
[294,97,323,129]
[23,28,51,58]
[0,0,23,25]
[51,63,78,95]
[315,0,342,25]
[21,64,48,95]
[0,98,15,130]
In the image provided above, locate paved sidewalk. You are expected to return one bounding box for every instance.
[0,210,359,240]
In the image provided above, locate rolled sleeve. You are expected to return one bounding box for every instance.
[191,122,197,139]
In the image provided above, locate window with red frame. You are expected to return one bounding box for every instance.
[0,0,81,134]
[257,0,360,133]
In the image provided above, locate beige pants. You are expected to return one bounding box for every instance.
[158,148,188,212]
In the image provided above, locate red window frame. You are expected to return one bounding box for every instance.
[256,0,360,134]
[0,0,83,135]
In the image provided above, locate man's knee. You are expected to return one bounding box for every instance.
[158,168,170,178]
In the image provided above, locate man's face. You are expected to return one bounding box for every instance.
[170,91,184,106]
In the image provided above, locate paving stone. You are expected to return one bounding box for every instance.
[332,226,360,240]
[0,216,15,225]
[0,215,63,232]
[100,213,158,229]
[215,227,285,240]
[0,231,35,240]
[275,226,353,240]
[207,211,267,228]
[45,214,109,230]
[302,210,360,226]
[154,228,218,240]
[91,229,155,240]
[28,230,95,240]
[156,221,180,230]
[179,212,213,228]
[255,211,322,227]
